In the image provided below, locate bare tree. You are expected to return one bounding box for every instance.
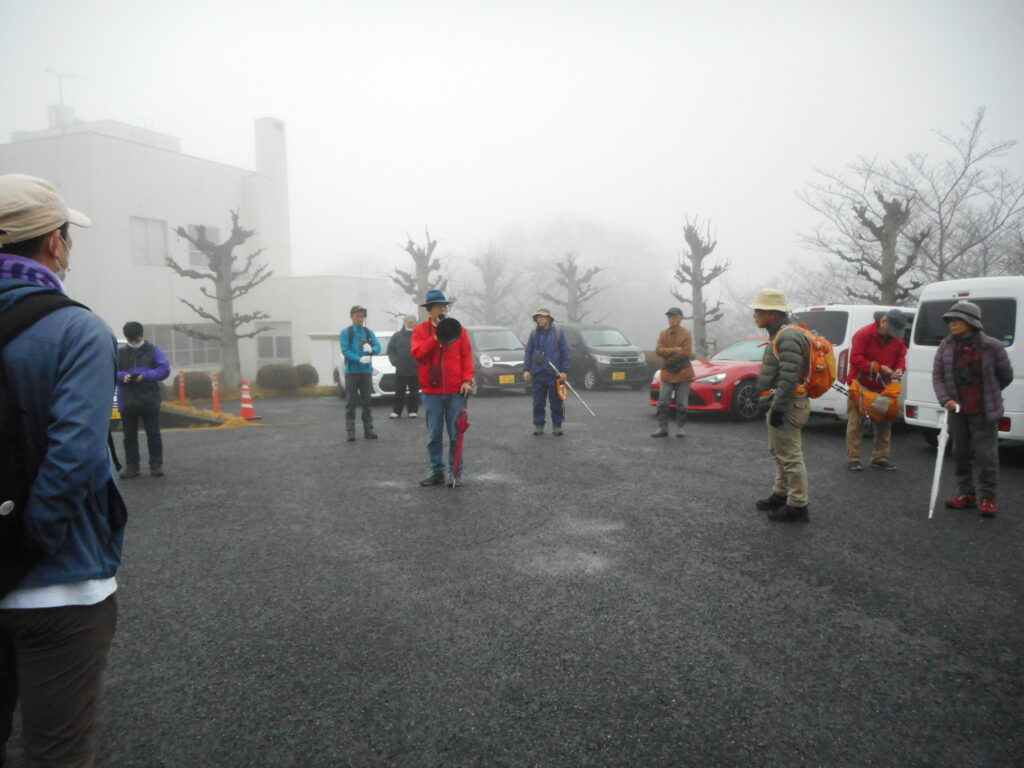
[459,246,521,326]
[670,219,729,357]
[168,211,272,389]
[799,160,930,304]
[878,108,1024,282]
[539,252,604,322]
[388,227,448,320]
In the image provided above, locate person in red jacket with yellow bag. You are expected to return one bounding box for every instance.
[411,290,475,487]
[846,309,908,471]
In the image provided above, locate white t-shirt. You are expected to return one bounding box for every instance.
[0,578,117,609]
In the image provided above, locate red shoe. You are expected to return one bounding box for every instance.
[979,498,998,518]
[944,494,977,510]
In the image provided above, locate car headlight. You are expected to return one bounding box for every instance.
[695,373,726,385]
[479,354,494,368]
[593,354,612,364]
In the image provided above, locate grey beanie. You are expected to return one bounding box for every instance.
[942,301,983,330]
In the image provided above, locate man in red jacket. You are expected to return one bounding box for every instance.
[846,308,908,471]
[411,290,475,486]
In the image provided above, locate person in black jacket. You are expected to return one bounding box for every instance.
[117,321,171,478]
[387,315,421,418]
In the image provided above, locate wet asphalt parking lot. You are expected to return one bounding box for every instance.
[9,389,1022,767]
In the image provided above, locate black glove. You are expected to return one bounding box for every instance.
[769,410,785,428]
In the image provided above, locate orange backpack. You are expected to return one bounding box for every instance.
[849,379,902,422]
[771,324,838,399]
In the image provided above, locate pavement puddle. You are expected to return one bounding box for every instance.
[562,516,626,536]
[520,549,611,577]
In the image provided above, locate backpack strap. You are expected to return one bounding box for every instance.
[0,290,87,350]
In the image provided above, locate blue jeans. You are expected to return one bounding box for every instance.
[532,375,564,426]
[423,393,465,474]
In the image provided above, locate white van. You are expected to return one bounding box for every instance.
[790,304,915,420]
[904,276,1023,441]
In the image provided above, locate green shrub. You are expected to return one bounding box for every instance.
[295,363,319,387]
[257,364,300,392]
[170,371,213,399]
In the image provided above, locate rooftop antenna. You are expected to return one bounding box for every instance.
[46,67,88,132]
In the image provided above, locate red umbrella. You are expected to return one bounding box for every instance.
[451,394,470,486]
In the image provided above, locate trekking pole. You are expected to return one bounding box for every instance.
[548,361,595,417]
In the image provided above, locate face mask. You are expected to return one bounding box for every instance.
[55,236,71,282]
[128,340,145,349]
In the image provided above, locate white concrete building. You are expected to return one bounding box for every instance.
[0,111,388,384]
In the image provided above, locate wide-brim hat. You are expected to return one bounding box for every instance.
[532,307,553,320]
[420,289,454,307]
[884,308,908,334]
[749,288,789,312]
[0,173,91,245]
[942,301,983,330]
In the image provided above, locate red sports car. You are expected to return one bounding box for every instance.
[648,336,767,420]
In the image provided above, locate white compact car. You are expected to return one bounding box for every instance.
[332,331,396,399]
[790,304,915,420]
[903,276,1023,443]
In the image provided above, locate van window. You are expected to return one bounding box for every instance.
[914,299,1016,347]
[582,329,630,347]
[791,311,848,345]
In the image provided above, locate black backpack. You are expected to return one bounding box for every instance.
[0,288,87,596]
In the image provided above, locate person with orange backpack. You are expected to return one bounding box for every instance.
[750,289,813,522]
[845,309,908,472]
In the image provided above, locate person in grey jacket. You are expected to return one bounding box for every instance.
[387,315,420,418]
[932,301,1013,517]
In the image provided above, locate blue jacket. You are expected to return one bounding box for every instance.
[524,324,571,377]
[0,279,125,588]
[340,324,381,375]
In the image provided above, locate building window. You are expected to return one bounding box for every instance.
[148,324,222,367]
[130,217,167,266]
[187,225,220,268]
[257,334,292,365]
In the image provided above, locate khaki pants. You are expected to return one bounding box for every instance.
[768,397,810,507]
[845,396,892,462]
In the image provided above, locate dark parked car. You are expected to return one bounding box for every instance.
[557,323,648,391]
[466,326,528,394]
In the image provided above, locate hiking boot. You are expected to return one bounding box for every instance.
[651,426,669,437]
[945,494,977,510]
[755,492,787,511]
[552,426,564,436]
[533,425,545,436]
[846,461,863,471]
[979,498,998,518]
[419,472,445,486]
[870,459,897,471]
[119,466,141,480]
[768,504,809,523]
[346,430,356,442]
[150,463,164,478]
[447,473,464,488]
[389,412,400,419]
[364,428,378,439]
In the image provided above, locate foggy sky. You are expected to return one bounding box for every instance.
[2,0,1023,297]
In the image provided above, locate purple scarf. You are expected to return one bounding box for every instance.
[0,253,66,294]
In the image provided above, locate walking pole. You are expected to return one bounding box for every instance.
[928,407,955,519]
[548,361,595,417]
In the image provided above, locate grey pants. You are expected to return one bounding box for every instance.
[658,380,690,426]
[345,373,374,431]
[949,410,1000,499]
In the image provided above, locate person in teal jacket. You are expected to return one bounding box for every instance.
[340,305,382,440]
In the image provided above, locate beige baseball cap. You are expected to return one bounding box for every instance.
[749,288,790,312]
[0,174,91,246]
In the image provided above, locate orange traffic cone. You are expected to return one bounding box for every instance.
[240,381,261,421]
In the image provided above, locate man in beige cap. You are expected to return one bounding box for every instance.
[750,288,811,522]
[0,174,126,765]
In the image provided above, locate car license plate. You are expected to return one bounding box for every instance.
[612,371,626,381]
[499,374,515,384]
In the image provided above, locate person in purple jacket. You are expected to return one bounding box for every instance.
[117,321,171,478]
[932,301,1014,518]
